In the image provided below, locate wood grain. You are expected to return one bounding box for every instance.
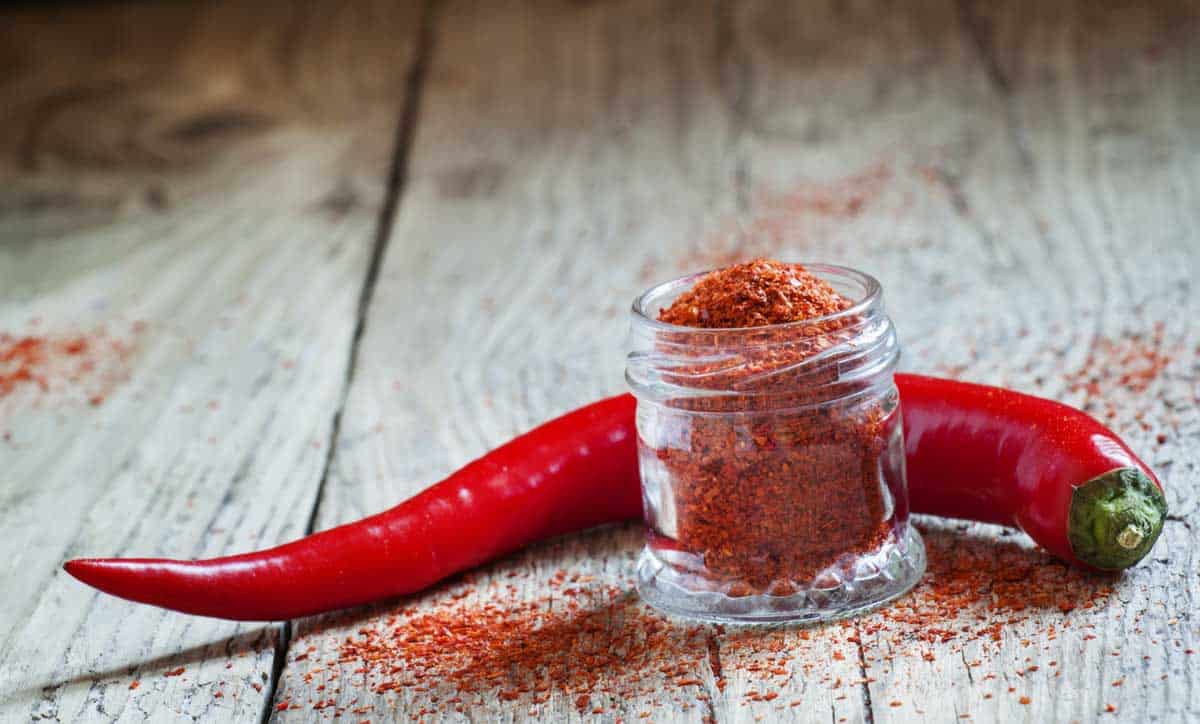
[831,2,1200,720]
[275,0,756,720]
[274,0,1200,722]
[0,1,422,721]
[3,0,1198,722]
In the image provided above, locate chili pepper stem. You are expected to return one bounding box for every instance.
[1116,524,1145,550]
[1067,467,1167,570]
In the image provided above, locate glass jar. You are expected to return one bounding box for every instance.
[626,263,925,623]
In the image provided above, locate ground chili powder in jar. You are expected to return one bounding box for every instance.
[626,259,925,622]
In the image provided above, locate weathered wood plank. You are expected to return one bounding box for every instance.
[277,0,1200,722]
[5,0,1195,722]
[0,1,422,721]
[274,0,775,721]
[839,1,1200,720]
[732,0,1200,721]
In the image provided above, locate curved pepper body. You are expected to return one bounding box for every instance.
[66,376,1164,620]
[896,373,1163,569]
[65,394,640,620]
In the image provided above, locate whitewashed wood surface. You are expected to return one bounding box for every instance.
[0,1,422,721]
[2,0,1198,722]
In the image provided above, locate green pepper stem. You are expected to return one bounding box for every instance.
[1067,467,1167,570]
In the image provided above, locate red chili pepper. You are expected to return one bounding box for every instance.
[65,394,640,620]
[65,376,1165,620]
[897,373,1166,571]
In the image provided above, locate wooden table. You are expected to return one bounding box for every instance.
[2,1,1197,721]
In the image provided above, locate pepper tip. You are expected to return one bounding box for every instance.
[63,558,93,582]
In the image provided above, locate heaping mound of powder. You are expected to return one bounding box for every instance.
[657,259,853,329]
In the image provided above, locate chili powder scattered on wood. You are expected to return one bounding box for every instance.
[0,324,142,409]
[301,524,1124,719]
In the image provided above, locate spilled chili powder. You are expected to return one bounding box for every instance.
[0,334,87,398]
[1068,322,1172,397]
[933,319,1179,443]
[647,259,895,592]
[0,324,142,409]
[300,524,1123,719]
[651,162,898,279]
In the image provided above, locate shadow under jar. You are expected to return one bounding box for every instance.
[626,264,925,623]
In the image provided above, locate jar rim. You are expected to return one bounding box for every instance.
[630,262,883,334]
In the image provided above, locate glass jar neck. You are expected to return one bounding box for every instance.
[626,264,899,411]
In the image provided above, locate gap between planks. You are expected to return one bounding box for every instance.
[256,2,441,722]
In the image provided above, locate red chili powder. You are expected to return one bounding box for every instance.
[0,335,70,397]
[868,525,1112,648]
[1067,323,1172,397]
[310,526,1115,718]
[1065,323,1177,435]
[932,321,1176,442]
[0,324,141,409]
[760,163,892,219]
[639,163,896,283]
[658,259,852,328]
[332,585,709,713]
[648,259,893,592]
